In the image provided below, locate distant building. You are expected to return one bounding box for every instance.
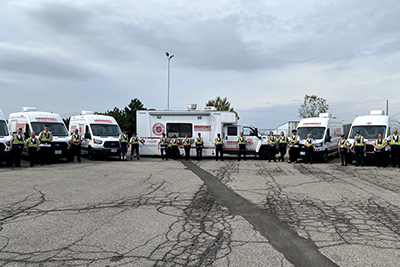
[262,121,299,136]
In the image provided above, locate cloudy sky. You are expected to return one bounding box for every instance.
[1,0,399,129]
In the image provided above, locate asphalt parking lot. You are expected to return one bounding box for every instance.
[0,154,399,266]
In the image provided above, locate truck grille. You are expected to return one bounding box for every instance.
[366,144,374,152]
[51,142,69,150]
[0,143,5,153]
[104,141,119,148]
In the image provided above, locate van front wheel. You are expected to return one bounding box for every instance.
[322,150,329,163]
[259,147,269,160]
[88,147,95,160]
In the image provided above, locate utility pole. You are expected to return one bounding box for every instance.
[386,100,389,115]
[165,52,174,110]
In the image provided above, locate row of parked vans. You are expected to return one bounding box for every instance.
[0,105,398,165]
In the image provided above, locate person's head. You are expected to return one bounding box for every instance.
[198,133,201,137]
[378,133,383,139]
[307,134,311,139]
[162,133,165,137]
[30,132,36,138]
[270,131,273,136]
[173,135,177,139]
[185,134,188,138]
[133,132,137,136]
[341,134,345,139]
[394,129,398,135]
[122,129,126,134]
[44,125,49,131]
[217,133,221,138]
[356,130,360,136]
[74,129,79,134]
[292,130,297,134]
[17,128,22,134]
[280,131,284,136]
[240,132,243,137]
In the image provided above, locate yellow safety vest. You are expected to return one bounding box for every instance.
[339,139,348,149]
[305,139,314,146]
[215,138,223,145]
[27,137,38,148]
[196,137,203,144]
[120,134,128,143]
[268,136,277,145]
[171,139,179,146]
[160,137,168,146]
[40,131,52,142]
[12,133,24,145]
[279,136,288,144]
[354,135,365,146]
[389,135,400,146]
[290,134,298,144]
[375,139,385,148]
[238,136,246,145]
[72,134,81,143]
[130,136,139,144]
[183,138,191,146]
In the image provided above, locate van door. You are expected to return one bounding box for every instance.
[223,126,238,151]
[243,126,258,152]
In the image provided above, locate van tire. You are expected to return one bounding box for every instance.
[88,147,95,160]
[259,147,269,160]
[322,150,329,163]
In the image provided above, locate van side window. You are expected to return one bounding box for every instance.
[85,126,90,133]
[243,127,255,136]
[25,124,31,134]
[326,129,330,138]
[227,127,237,136]
[166,123,192,138]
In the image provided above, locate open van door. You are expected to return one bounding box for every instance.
[223,126,239,152]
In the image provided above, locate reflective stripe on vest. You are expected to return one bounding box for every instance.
[390,135,400,145]
[339,139,348,149]
[375,139,385,148]
[40,131,52,142]
[120,134,128,143]
[12,133,24,145]
[215,138,223,145]
[160,137,168,146]
[183,138,191,146]
[354,136,364,146]
[72,134,81,143]
[238,136,246,145]
[279,136,288,144]
[130,136,139,144]
[28,137,38,148]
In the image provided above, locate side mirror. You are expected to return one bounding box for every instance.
[325,136,332,142]
[255,128,260,138]
[24,132,29,139]
[85,132,91,139]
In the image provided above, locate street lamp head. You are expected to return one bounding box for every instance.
[165,52,169,57]
[170,55,174,59]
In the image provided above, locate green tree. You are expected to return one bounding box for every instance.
[298,94,329,118]
[63,117,70,129]
[206,96,234,112]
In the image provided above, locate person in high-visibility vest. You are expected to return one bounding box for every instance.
[25,132,39,167]
[278,131,288,162]
[267,131,277,162]
[386,129,400,168]
[170,135,179,160]
[288,129,300,163]
[10,128,24,168]
[195,133,204,160]
[39,125,53,165]
[352,130,366,167]
[70,129,83,163]
[236,132,246,161]
[304,134,314,164]
[373,133,387,168]
[214,133,224,161]
[158,133,169,160]
[337,134,350,166]
[182,134,192,160]
[128,132,144,161]
[119,129,128,161]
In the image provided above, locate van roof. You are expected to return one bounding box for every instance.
[10,111,63,123]
[71,114,118,124]
[352,115,389,126]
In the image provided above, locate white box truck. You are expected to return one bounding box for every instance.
[347,110,399,160]
[137,105,273,159]
[0,110,12,165]
[69,111,122,159]
[8,107,71,158]
[296,113,343,162]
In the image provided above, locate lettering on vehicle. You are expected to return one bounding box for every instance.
[152,123,165,136]
[17,123,25,130]
[194,125,211,131]
[94,119,113,123]
[303,122,322,125]
[333,128,342,137]
[35,117,58,122]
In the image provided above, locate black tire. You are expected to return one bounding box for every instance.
[88,147,95,160]
[259,147,269,160]
[322,150,329,163]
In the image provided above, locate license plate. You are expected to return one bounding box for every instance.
[111,149,117,153]
[300,151,305,155]
[54,150,62,155]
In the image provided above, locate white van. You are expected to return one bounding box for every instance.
[296,113,343,162]
[348,110,399,160]
[8,107,71,158]
[0,110,12,165]
[69,111,122,159]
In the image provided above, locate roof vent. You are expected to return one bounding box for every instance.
[22,107,37,112]
[370,110,385,115]
[80,111,94,115]
[187,104,197,111]
[204,106,217,111]
[318,113,332,118]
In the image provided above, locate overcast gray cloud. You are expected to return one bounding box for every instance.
[1,0,399,128]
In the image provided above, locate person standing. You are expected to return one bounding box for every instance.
[182,134,192,160]
[170,135,179,160]
[373,133,387,168]
[236,132,246,161]
[352,130,366,167]
[267,131,277,162]
[26,132,39,167]
[288,129,300,163]
[129,132,143,161]
[119,129,128,161]
[338,134,350,166]
[39,125,53,165]
[387,129,400,168]
[158,133,168,160]
[214,133,224,161]
[70,129,83,163]
[10,128,24,168]
[278,131,288,162]
[195,133,204,160]
[304,134,314,164]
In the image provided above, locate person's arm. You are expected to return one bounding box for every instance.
[364,142,366,152]
[158,140,160,150]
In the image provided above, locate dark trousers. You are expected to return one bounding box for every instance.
[354,146,364,166]
[305,147,313,163]
[131,144,139,157]
[238,145,246,160]
[196,146,203,160]
[375,151,386,167]
[340,150,348,165]
[184,146,190,160]
[391,146,400,167]
[160,146,168,160]
[215,145,223,160]
[279,144,287,161]
[12,145,23,167]
[269,145,276,161]
[28,147,38,166]
[71,144,81,162]
[41,146,52,164]
[171,146,178,159]
[289,147,299,162]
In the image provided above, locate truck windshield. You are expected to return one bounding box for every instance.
[90,124,121,137]
[0,121,9,136]
[297,127,326,139]
[32,122,68,137]
[349,125,386,139]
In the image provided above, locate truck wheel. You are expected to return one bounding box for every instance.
[322,150,329,163]
[259,147,269,160]
[88,147,95,160]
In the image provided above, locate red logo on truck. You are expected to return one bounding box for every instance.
[247,139,254,146]
[152,123,165,136]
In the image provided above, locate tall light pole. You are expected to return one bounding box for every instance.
[166,52,174,110]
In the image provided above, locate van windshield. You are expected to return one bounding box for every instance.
[349,125,386,139]
[297,127,326,139]
[90,124,121,137]
[32,122,68,137]
[0,121,9,136]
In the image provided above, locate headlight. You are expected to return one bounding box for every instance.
[314,142,322,147]
[93,139,103,144]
